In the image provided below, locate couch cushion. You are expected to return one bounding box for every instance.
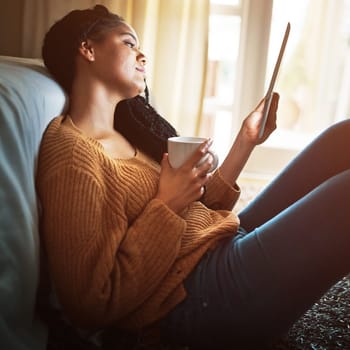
[0,56,67,349]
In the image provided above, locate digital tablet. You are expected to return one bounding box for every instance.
[259,22,291,138]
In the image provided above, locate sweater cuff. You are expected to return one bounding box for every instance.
[202,168,240,210]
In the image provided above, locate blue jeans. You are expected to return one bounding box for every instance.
[160,120,350,348]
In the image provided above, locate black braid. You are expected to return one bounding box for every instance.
[114,95,178,163]
[144,84,150,104]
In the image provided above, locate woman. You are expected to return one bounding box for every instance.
[37,5,350,349]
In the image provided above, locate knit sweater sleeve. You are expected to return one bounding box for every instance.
[201,168,241,210]
[38,164,185,328]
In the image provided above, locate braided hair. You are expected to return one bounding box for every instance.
[42,5,178,163]
[114,88,178,163]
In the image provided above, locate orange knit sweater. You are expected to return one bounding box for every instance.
[36,116,241,331]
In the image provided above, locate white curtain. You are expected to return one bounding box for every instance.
[22,0,209,135]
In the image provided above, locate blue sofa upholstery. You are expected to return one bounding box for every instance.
[0,56,67,349]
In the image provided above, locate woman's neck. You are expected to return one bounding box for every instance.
[68,80,122,139]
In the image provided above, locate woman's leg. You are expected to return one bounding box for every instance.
[239,119,350,231]
[161,151,350,348]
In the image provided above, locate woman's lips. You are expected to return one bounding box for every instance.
[136,67,146,74]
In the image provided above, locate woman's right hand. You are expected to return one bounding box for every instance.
[155,139,214,213]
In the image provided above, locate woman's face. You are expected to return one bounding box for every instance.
[88,22,146,98]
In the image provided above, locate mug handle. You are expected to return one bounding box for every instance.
[207,150,219,173]
[198,150,219,172]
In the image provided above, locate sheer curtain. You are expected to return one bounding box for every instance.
[22,0,209,135]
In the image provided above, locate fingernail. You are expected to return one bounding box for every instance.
[205,138,213,148]
[200,138,213,153]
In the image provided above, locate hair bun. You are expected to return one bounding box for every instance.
[93,4,109,15]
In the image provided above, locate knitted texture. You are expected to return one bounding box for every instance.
[36,116,240,331]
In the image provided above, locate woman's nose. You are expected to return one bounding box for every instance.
[138,50,147,65]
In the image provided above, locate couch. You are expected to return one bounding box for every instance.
[0,56,67,349]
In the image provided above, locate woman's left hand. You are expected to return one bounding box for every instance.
[240,92,279,145]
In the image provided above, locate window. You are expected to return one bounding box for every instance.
[200,0,273,171]
[265,0,350,150]
[199,0,243,158]
[201,0,350,178]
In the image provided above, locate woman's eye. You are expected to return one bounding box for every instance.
[124,41,135,48]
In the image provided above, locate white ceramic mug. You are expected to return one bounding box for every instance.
[167,136,219,172]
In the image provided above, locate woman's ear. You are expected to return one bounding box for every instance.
[79,40,95,62]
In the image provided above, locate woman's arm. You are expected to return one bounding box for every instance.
[154,93,278,213]
[219,93,279,186]
[199,93,279,210]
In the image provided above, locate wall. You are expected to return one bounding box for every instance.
[0,0,23,57]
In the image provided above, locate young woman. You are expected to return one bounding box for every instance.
[37,5,350,349]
